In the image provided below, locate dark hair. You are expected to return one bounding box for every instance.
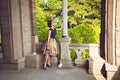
[47,20,53,28]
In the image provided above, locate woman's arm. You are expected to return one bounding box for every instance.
[47,30,51,45]
[56,21,63,31]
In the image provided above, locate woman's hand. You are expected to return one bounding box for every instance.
[56,20,63,31]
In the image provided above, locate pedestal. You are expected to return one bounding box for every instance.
[50,56,57,66]
[25,54,40,69]
[0,58,25,70]
[60,38,73,67]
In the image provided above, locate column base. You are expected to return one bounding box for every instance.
[0,58,25,70]
[0,62,24,71]
[25,54,40,69]
[50,56,57,66]
[60,59,73,68]
[60,38,72,68]
[105,62,118,80]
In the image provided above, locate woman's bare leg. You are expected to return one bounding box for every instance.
[47,54,51,66]
[43,54,48,69]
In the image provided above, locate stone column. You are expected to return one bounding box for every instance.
[20,0,40,69]
[105,0,118,80]
[29,0,38,53]
[62,0,68,38]
[115,0,120,66]
[20,0,33,56]
[107,0,116,65]
[0,0,25,70]
[60,0,72,67]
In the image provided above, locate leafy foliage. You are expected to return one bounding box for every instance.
[69,19,100,43]
[70,49,77,61]
[81,49,89,60]
[35,0,101,60]
[67,0,101,27]
[35,0,101,44]
[35,0,62,42]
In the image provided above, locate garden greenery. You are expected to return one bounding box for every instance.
[35,0,101,60]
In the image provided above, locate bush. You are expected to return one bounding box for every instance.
[81,50,89,60]
[68,21,100,44]
[70,49,77,61]
[70,49,89,61]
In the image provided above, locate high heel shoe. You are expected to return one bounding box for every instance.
[47,64,52,68]
[43,64,46,70]
[43,67,46,70]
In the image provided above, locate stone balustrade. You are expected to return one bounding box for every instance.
[69,44,89,67]
[36,43,100,66]
[35,43,105,77]
[70,43,105,79]
[69,44,100,67]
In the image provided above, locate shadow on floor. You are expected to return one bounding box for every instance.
[112,66,120,80]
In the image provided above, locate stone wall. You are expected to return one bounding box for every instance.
[115,0,120,66]
[20,0,32,56]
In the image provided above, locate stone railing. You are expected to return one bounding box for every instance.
[69,43,105,77]
[69,44,99,67]
[36,43,105,74]
[36,43,100,65]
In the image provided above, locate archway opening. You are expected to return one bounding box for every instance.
[35,0,101,44]
[35,0,103,60]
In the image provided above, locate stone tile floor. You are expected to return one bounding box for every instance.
[0,67,98,80]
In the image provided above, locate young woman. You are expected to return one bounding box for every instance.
[42,20,63,70]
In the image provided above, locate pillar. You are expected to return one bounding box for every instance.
[107,0,116,65]
[20,0,33,56]
[105,0,118,79]
[21,0,39,69]
[62,0,68,38]
[115,0,120,66]
[0,0,25,70]
[30,0,38,53]
[60,0,72,67]
[60,38,72,67]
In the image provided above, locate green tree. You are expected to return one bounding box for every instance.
[68,0,101,27]
[35,0,101,44]
[35,0,62,41]
[68,18,100,43]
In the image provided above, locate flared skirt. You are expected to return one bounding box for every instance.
[42,38,59,55]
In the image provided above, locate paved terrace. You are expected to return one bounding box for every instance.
[0,66,106,80]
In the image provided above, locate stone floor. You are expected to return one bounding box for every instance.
[0,67,98,80]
